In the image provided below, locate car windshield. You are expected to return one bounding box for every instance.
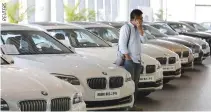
[86,27,119,43]
[151,24,179,36]
[168,23,197,32]
[1,30,72,55]
[142,31,156,43]
[143,25,168,38]
[47,29,110,48]
[1,58,9,65]
[201,22,211,29]
[192,23,208,31]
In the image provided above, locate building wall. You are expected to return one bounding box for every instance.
[1,0,151,23]
[150,0,211,22]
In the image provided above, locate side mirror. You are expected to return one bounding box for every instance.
[54,33,65,40]
[92,31,98,36]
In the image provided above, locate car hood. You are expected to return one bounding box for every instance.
[76,46,159,66]
[172,35,207,45]
[181,32,211,39]
[147,39,189,52]
[1,65,77,98]
[10,54,127,78]
[142,44,178,57]
[161,37,193,48]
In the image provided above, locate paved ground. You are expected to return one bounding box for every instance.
[136,57,211,111]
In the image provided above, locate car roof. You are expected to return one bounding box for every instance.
[71,21,114,28]
[1,23,40,31]
[30,22,83,30]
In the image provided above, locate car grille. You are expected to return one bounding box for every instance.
[138,79,163,88]
[87,78,106,89]
[156,57,167,65]
[176,52,182,58]
[19,100,47,111]
[146,65,156,74]
[202,44,207,49]
[109,77,123,88]
[85,96,132,108]
[163,69,181,76]
[51,97,71,111]
[183,51,189,57]
[168,57,176,64]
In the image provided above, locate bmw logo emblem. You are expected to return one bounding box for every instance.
[102,72,107,75]
[41,91,48,96]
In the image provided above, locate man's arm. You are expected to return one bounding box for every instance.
[119,25,131,60]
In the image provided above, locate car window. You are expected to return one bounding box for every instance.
[48,29,110,48]
[168,23,197,32]
[87,27,119,43]
[143,25,168,38]
[151,24,178,36]
[201,23,211,29]
[192,23,207,31]
[143,31,156,42]
[1,31,72,55]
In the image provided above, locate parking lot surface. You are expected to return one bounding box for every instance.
[136,57,211,111]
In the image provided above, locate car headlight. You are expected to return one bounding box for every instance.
[72,93,83,104]
[51,73,80,85]
[125,73,132,82]
[1,99,9,111]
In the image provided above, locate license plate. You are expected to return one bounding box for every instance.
[95,90,120,99]
[139,76,154,82]
[193,53,199,58]
[181,58,188,63]
[162,66,175,71]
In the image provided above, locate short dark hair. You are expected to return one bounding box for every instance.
[130,9,143,20]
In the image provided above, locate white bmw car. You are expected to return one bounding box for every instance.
[141,44,181,84]
[30,22,163,97]
[0,56,86,111]
[1,23,135,110]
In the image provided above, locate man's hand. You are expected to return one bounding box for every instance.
[124,54,132,60]
[135,19,144,36]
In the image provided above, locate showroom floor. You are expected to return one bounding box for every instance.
[137,57,211,111]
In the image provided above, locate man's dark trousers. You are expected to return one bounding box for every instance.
[124,60,141,102]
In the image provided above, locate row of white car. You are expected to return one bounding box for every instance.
[1,22,210,111]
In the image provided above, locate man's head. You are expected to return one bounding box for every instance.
[130,9,143,27]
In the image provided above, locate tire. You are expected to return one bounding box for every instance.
[163,79,171,84]
[137,91,151,98]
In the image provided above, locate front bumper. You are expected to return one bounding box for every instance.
[82,79,135,110]
[202,52,210,60]
[71,102,87,111]
[194,52,203,63]
[182,61,193,68]
[163,68,181,79]
[138,67,163,91]
[137,79,163,91]
[85,95,134,110]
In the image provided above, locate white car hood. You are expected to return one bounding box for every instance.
[76,46,159,66]
[142,44,177,57]
[1,65,77,97]
[10,53,126,78]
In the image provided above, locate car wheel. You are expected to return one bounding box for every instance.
[163,79,171,84]
[137,91,151,98]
